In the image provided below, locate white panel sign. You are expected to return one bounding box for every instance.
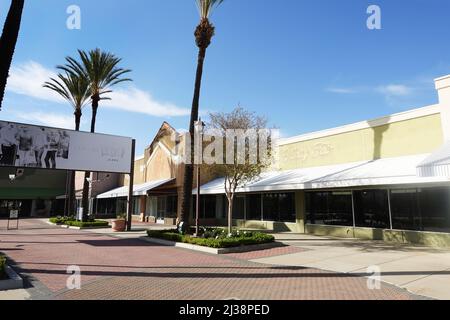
[0,120,133,173]
[10,210,19,219]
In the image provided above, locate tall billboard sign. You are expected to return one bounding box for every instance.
[0,120,133,174]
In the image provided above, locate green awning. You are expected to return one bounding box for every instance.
[0,188,65,200]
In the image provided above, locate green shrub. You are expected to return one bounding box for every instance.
[147,230,182,242]
[147,229,275,249]
[49,216,75,225]
[50,216,109,228]
[0,255,6,280]
[65,220,110,228]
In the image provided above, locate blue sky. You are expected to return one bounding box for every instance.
[1,0,450,154]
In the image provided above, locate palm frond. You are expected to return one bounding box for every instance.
[196,0,224,19]
[75,48,132,98]
[43,71,91,111]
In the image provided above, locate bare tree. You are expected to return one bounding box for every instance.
[207,107,274,233]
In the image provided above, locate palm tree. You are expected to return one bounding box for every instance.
[43,68,91,216]
[0,0,25,110]
[62,48,132,221]
[180,0,224,230]
[43,69,91,130]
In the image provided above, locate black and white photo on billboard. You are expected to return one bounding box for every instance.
[0,120,132,174]
[0,122,70,169]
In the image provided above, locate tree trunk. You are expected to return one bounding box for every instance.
[80,96,99,222]
[67,109,82,217]
[227,195,233,234]
[180,46,207,230]
[0,0,25,110]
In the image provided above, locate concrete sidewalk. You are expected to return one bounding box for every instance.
[252,233,450,300]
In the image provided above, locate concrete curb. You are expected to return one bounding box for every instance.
[0,266,24,291]
[143,237,282,255]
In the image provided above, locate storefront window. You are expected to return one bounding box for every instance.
[116,198,127,215]
[203,195,216,219]
[132,197,140,215]
[263,193,296,222]
[306,191,353,226]
[146,196,158,217]
[354,190,390,229]
[96,199,117,217]
[166,196,178,218]
[232,196,245,220]
[390,189,420,231]
[246,194,262,220]
[418,187,450,233]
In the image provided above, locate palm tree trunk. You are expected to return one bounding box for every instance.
[81,97,99,222]
[0,0,24,110]
[180,46,207,230]
[67,109,82,217]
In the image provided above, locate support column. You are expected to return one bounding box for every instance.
[139,196,147,222]
[435,75,450,141]
[126,139,136,232]
[295,191,306,234]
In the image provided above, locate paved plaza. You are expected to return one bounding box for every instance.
[0,219,431,300]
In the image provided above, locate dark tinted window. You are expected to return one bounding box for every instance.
[203,195,216,219]
[246,194,262,220]
[419,187,450,233]
[263,193,296,222]
[354,190,390,229]
[390,189,420,231]
[306,192,353,226]
[232,196,245,220]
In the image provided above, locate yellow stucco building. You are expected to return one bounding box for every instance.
[96,75,450,247]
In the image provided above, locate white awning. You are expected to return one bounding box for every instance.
[195,154,450,195]
[96,179,175,199]
[417,141,450,177]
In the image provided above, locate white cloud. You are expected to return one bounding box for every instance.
[12,111,77,129]
[7,61,190,118]
[376,84,413,97]
[7,61,63,103]
[326,84,414,98]
[104,87,190,117]
[326,87,357,94]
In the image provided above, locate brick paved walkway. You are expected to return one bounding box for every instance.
[0,219,419,300]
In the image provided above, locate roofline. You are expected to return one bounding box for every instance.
[279,104,440,146]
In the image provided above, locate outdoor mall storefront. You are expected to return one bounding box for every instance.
[0,168,66,218]
[197,155,450,245]
[194,74,450,246]
[95,179,179,223]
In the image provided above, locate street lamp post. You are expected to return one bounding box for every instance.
[85,176,92,220]
[195,119,205,237]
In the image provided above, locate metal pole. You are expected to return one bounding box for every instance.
[126,139,136,232]
[351,190,356,238]
[196,165,200,236]
[387,189,393,230]
[63,170,69,217]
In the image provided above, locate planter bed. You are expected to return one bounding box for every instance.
[146,229,277,255]
[48,218,110,229]
[0,255,23,291]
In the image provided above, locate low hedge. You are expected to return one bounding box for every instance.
[64,220,110,228]
[147,229,275,249]
[49,217,109,228]
[49,216,73,225]
[0,255,6,280]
